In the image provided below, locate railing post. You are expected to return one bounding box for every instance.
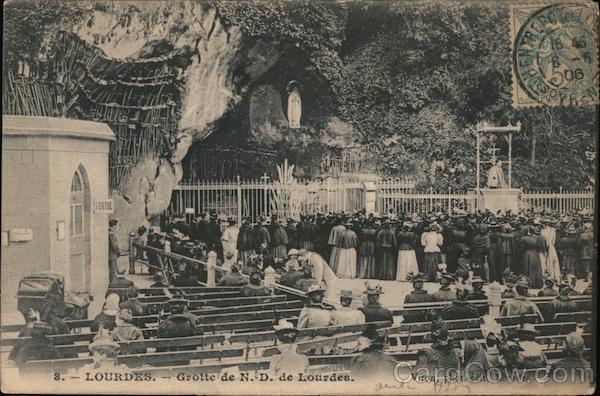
[207,251,217,287]
[178,182,183,214]
[237,175,242,225]
[487,282,502,318]
[559,186,563,213]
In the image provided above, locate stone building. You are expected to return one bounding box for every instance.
[1,116,114,318]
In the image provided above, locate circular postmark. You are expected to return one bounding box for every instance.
[514,4,598,106]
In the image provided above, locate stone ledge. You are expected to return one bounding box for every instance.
[2,116,115,142]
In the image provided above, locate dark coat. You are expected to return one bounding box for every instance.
[109,276,134,289]
[90,312,117,332]
[351,349,398,381]
[270,224,288,246]
[415,344,461,377]
[542,296,578,322]
[120,298,148,316]
[157,314,198,339]
[172,274,201,287]
[280,270,304,287]
[537,287,559,297]
[466,290,487,301]
[254,225,271,248]
[13,339,62,368]
[237,225,255,251]
[359,303,393,323]
[218,272,249,286]
[403,290,436,323]
[440,300,480,320]
[239,284,271,297]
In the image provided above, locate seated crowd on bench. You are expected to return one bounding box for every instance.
[5,207,593,380]
[7,260,591,381]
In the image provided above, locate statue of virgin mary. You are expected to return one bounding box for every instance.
[287,81,302,128]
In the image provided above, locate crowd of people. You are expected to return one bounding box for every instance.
[10,206,592,382]
[140,207,593,291]
[10,268,591,381]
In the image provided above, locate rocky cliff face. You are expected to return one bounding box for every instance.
[66,1,280,243]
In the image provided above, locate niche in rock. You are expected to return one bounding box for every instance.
[248,85,288,145]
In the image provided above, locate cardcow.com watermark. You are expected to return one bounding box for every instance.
[393,362,594,384]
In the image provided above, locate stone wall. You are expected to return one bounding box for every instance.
[48,2,281,246]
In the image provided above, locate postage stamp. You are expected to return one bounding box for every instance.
[510,2,599,107]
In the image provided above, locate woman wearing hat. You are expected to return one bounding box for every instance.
[376,220,398,280]
[156,297,198,357]
[80,330,131,374]
[496,224,516,279]
[350,325,398,382]
[91,293,120,332]
[421,224,443,281]
[518,226,544,289]
[403,273,436,323]
[537,276,559,297]
[297,285,333,329]
[500,279,544,321]
[577,222,593,280]
[253,216,271,253]
[541,278,578,322]
[550,332,590,372]
[113,308,146,356]
[336,222,358,279]
[515,323,546,369]
[221,218,239,262]
[470,225,491,282]
[557,225,578,276]
[440,283,479,320]
[269,319,309,375]
[396,222,419,282]
[328,217,346,274]
[414,321,461,379]
[236,218,255,266]
[269,214,289,260]
[541,219,561,283]
[239,271,272,297]
[297,215,316,252]
[332,290,365,326]
[12,321,62,370]
[357,219,377,279]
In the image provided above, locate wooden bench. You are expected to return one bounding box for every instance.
[197,316,299,334]
[24,346,246,374]
[553,311,592,324]
[536,333,592,347]
[1,315,301,349]
[107,286,243,296]
[503,322,578,337]
[139,291,246,303]
[392,296,592,316]
[227,321,392,345]
[142,294,288,311]
[25,325,590,376]
[52,334,227,356]
[2,309,299,333]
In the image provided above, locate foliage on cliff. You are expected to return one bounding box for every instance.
[3,1,88,68]
[4,0,596,190]
[335,1,595,190]
[214,0,595,190]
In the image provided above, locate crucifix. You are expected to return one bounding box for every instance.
[261,173,269,219]
[486,143,501,163]
[475,121,521,190]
